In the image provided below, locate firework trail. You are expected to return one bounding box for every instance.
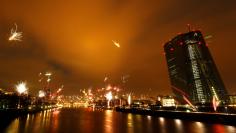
[9,23,23,41]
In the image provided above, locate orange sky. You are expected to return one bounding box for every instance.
[0,0,236,96]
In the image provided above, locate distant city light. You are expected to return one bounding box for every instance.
[39,90,45,98]
[106,85,112,91]
[157,96,161,101]
[16,82,28,94]
[162,97,175,107]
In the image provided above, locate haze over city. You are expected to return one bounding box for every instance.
[1,1,236,133]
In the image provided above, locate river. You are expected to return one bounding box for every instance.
[1,108,236,133]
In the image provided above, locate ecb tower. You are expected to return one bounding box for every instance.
[164,30,228,105]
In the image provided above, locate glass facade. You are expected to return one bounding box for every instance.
[164,31,228,104]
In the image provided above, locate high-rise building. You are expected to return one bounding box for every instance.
[164,30,228,104]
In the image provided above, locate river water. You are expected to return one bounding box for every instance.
[1,108,236,133]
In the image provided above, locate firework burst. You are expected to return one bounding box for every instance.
[9,23,23,41]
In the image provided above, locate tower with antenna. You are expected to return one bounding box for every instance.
[163,28,228,105]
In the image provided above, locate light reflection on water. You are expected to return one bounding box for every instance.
[127,113,134,133]
[104,110,113,133]
[174,119,183,133]
[159,117,166,133]
[195,122,205,133]
[2,108,236,133]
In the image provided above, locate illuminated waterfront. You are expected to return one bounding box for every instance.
[1,108,236,133]
[1,1,236,132]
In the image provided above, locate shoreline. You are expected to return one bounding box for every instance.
[115,107,236,126]
[0,107,58,119]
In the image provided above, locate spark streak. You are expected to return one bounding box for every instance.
[104,77,108,82]
[112,40,120,48]
[121,75,130,83]
[183,95,196,111]
[212,96,220,111]
[45,72,52,76]
[9,23,23,41]
[128,94,131,106]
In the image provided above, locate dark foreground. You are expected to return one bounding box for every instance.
[1,108,236,133]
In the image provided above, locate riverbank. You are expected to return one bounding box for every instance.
[116,107,236,126]
[0,106,58,119]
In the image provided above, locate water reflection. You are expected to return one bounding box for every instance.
[159,117,166,133]
[194,122,205,133]
[52,110,60,132]
[5,118,19,133]
[227,126,236,133]
[4,109,60,133]
[159,117,165,124]
[174,119,183,133]
[2,108,236,133]
[127,113,134,133]
[212,124,226,133]
[104,110,113,133]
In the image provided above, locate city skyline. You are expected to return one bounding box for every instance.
[0,1,236,96]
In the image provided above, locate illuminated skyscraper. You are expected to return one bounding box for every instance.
[164,30,228,104]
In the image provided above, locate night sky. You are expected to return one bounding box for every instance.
[0,0,236,96]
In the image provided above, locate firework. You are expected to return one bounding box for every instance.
[44,72,52,83]
[106,85,112,91]
[112,40,120,48]
[128,94,131,106]
[105,91,113,108]
[105,91,112,101]
[121,75,130,83]
[57,88,63,93]
[104,77,108,82]
[38,72,52,82]
[45,72,52,76]
[15,82,28,94]
[183,95,196,111]
[57,89,62,93]
[38,72,43,82]
[212,96,220,111]
[9,23,23,41]
[47,78,51,82]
